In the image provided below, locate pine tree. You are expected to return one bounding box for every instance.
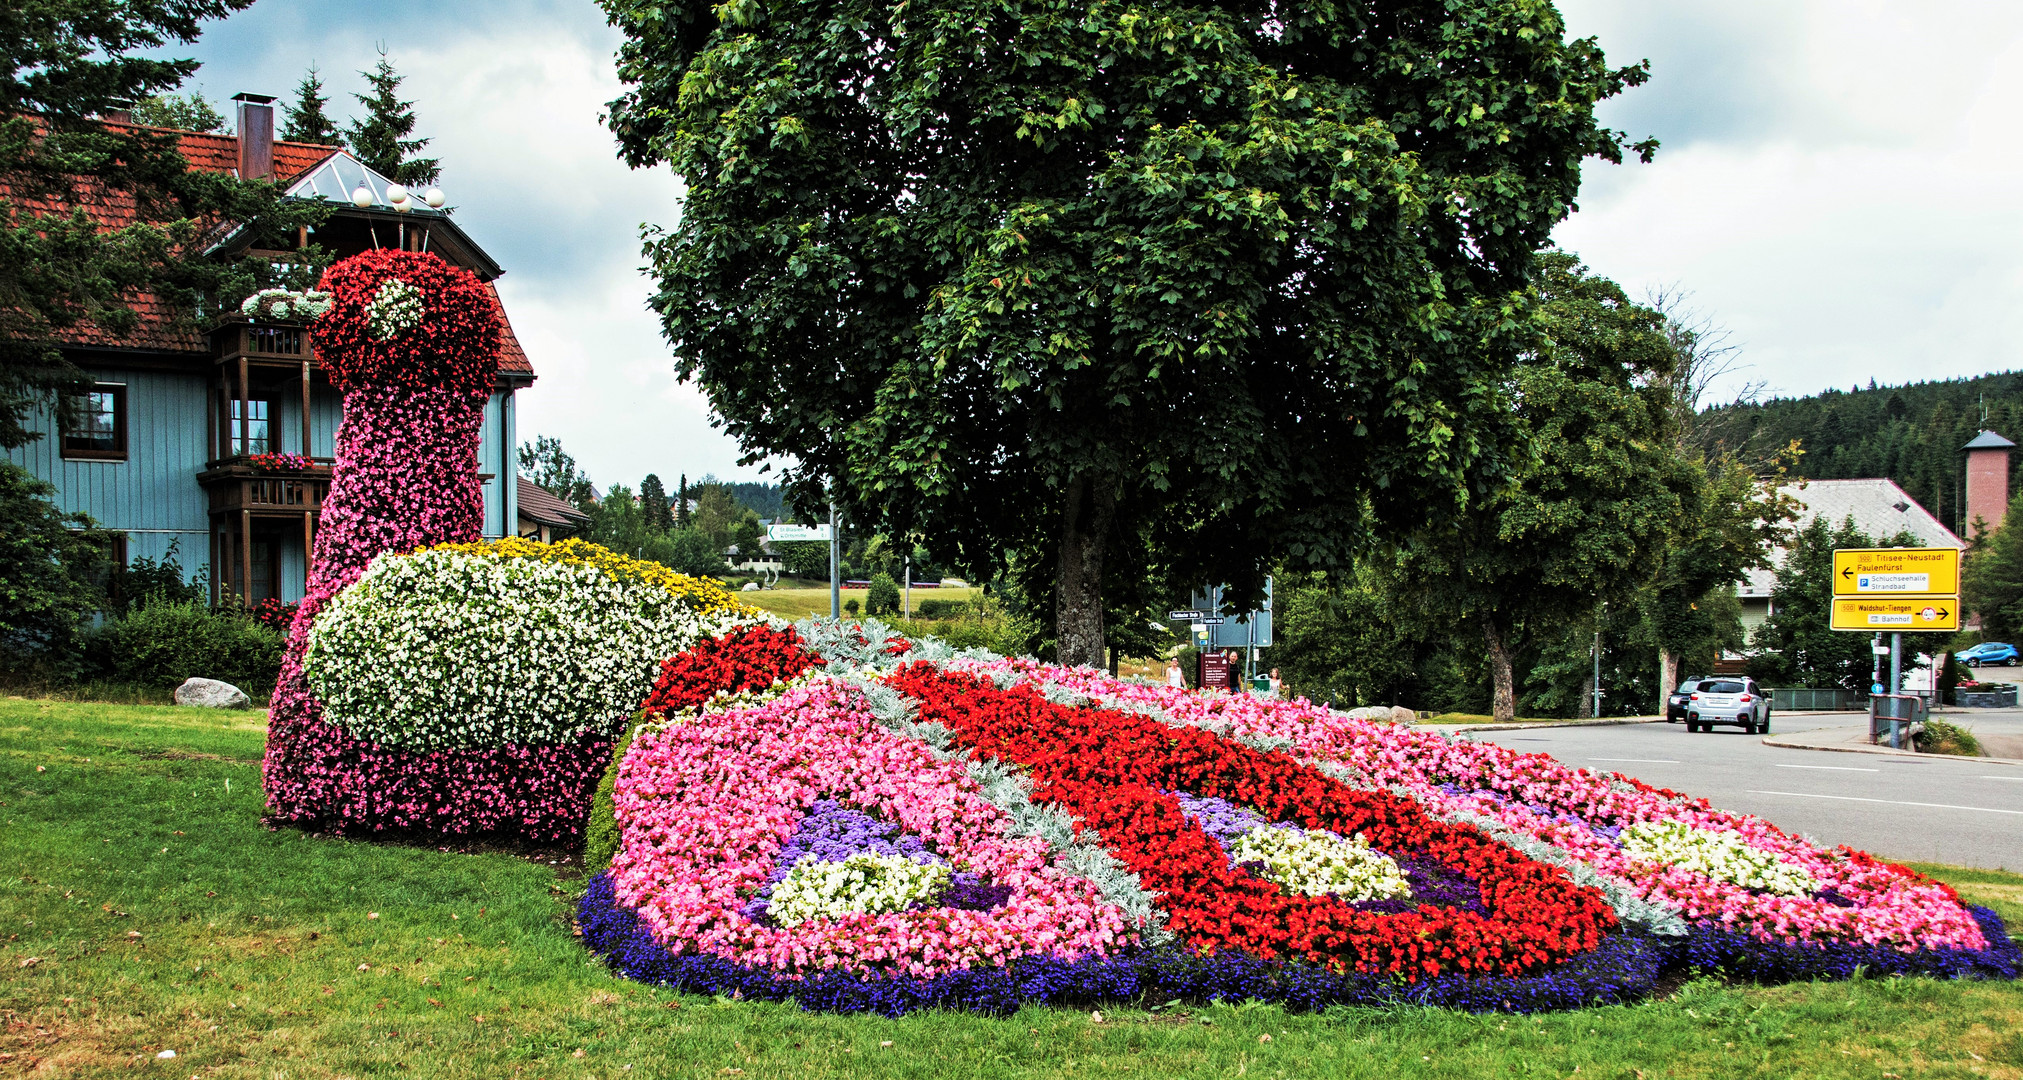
[345,52,440,186]
[280,64,342,146]
[639,474,672,534]
[675,475,690,528]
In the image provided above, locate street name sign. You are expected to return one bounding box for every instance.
[1167,609,1206,621]
[767,524,833,543]
[1829,597,1959,632]
[1832,547,1959,596]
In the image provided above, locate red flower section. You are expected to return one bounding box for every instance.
[888,664,1618,978]
[639,625,825,715]
[311,249,501,396]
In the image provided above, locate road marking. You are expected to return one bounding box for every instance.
[1748,790,2023,816]
[1589,758,1679,764]
[1771,764,1879,772]
[1981,776,2023,782]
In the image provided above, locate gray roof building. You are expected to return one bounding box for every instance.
[1739,478,1964,602]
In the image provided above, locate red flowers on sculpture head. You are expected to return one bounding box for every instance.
[312,249,502,396]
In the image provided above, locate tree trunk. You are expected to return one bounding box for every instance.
[1658,648,1677,714]
[1483,616,1516,723]
[1055,475,1116,669]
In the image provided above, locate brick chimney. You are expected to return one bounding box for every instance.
[232,93,276,181]
[1964,429,2016,537]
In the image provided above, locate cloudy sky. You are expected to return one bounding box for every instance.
[163,1,2023,487]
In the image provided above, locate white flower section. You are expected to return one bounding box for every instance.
[304,548,752,750]
[364,278,425,340]
[1620,820,1819,897]
[766,852,951,928]
[240,287,333,322]
[1226,826,1413,901]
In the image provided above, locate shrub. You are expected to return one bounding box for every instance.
[0,461,107,676]
[85,602,284,691]
[1919,718,1983,757]
[845,598,861,616]
[104,537,206,615]
[915,598,968,619]
[302,538,752,750]
[866,572,900,616]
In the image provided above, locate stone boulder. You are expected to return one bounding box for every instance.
[175,678,251,709]
[1389,706,1417,725]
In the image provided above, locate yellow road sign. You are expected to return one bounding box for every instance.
[1829,596,1960,631]
[1832,547,1960,596]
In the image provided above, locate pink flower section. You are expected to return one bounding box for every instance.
[607,680,1135,979]
[964,659,1987,954]
[307,382,490,592]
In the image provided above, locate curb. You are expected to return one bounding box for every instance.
[1435,716,1669,734]
[1760,730,2023,768]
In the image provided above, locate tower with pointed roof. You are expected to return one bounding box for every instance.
[1964,430,2016,539]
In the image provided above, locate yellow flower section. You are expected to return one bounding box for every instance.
[426,537,755,616]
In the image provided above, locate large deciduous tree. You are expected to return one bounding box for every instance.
[1,0,328,450]
[601,0,1655,665]
[1387,251,1697,722]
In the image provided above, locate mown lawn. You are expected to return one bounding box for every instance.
[739,586,980,621]
[7,696,2023,1078]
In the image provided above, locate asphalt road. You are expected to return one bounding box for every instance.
[1458,714,2023,871]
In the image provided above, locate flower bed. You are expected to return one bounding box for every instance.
[304,538,748,750]
[578,628,2019,1015]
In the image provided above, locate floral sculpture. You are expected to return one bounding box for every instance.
[578,618,2022,1016]
[261,251,747,839]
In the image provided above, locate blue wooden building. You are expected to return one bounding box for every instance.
[4,95,535,605]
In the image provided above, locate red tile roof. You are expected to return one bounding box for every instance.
[516,477,591,530]
[19,122,533,380]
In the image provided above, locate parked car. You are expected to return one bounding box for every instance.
[1960,642,2020,667]
[1685,678,1772,734]
[1665,677,1710,723]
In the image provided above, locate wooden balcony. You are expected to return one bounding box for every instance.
[198,460,332,516]
[209,314,315,368]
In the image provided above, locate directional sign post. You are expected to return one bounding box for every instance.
[1831,546,1963,698]
[1833,547,1959,596]
[767,523,834,543]
[1829,597,1958,632]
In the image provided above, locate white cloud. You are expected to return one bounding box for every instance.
[1558,1,2023,403]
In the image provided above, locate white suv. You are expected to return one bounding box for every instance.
[1685,678,1772,734]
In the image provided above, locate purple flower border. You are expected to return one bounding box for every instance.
[578,873,1665,1016]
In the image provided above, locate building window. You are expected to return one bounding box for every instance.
[229,397,273,455]
[61,384,126,459]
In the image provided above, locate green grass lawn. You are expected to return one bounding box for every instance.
[739,586,980,621]
[8,696,2023,1078]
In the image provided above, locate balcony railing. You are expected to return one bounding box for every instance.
[210,314,315,364]
[198,458,332,516]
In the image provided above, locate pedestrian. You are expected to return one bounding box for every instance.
[1268,667,1283,698]
[1222,649,1242,692]
[1165,655,1186,689]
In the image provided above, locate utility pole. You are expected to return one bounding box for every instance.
[1891,631,1903,695]
[1591,627,1602,719]
[828,498,840,620]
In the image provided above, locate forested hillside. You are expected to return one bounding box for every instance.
[1698,370,2023,538]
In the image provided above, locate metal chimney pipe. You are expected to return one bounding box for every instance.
[232,93,277,181]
